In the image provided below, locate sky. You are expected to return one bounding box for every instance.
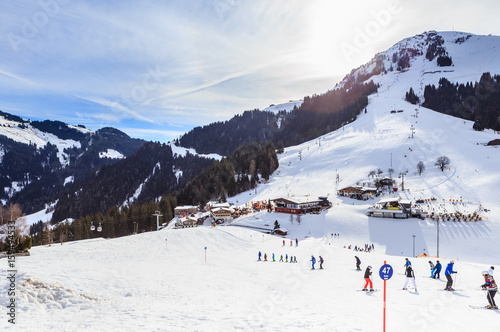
[1,0,499,143]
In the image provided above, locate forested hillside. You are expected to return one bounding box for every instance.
[421,73,500,131]
[51,142,215,222]
[179,81,378,155]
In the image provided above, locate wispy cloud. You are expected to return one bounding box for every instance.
[76,95,157,124]
[1,0,500,142]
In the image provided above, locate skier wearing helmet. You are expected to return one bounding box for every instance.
[444,260,457,290]
[481,270,498,309]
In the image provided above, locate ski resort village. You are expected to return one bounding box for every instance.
[1,6,500,331]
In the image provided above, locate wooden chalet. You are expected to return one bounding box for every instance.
[271,197,322,214]
[210,207,233,221]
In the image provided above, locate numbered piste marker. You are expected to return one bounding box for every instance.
[379,264,393,280]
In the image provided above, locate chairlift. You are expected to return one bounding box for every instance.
[97,222,102,232]
[90,221,96,231]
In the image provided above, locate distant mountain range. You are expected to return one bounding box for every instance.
[0,111,146,214]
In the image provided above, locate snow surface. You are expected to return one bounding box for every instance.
[98,149,125,159]
[3,31,500,331]
[170,142,223,160]
[63,176,74,186]
[262,100,303,113]
[0,116,86,167]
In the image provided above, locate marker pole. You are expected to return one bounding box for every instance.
[383,260,387,332]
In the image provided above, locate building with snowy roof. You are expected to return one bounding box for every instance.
[271,197,322,214]
[366,197,413,218]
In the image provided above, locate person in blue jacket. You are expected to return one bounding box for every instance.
[444,260,457,290]
[429,261,435,277]
[258,251,262,261]
[311,255,316,269]
[433,260,442,279]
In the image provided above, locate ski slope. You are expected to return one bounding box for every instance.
[1,226,497,331]
[2,31,500,331]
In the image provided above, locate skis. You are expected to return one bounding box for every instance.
[357,289,379,292]
[469,305,499,310]
[438,288,464,291]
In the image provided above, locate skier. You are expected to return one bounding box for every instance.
[355,256,361,271]
[272,253,275,262]
[404,258,411,268]
[296,238,298,246]
[258,251,262,261]
[293,256,297,263]
[433,260,442,279]
[481,271,498,309]
[290,240,293,247]
[279,254,283,262]
[311,255,316,270]
[319,256,324,269]
[264,253,267,261]
[286,254,288,262]
[363,266,374,291]
[444,260,457,290]
[283,240,285,247]
[403,264,418,291]
[429,260,435,277]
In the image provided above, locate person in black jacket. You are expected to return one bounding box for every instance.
[403,265,418,291]
[355,256,361,270]
[363,266,374,291]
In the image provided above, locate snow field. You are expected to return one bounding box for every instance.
[2,225,498,331]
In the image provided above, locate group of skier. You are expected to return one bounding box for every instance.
[282,239,299,247]
[428,260,442,278]
[346,244,374,253]
[258,251,298,263]
[356,256,497,309]
[310,255,324,270]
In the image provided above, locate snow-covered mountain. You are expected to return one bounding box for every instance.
[0,111,146,213]
[226,30,500,263]
[3,31,500,331]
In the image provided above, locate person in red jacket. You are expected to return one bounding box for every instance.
[481,271,498,309]
[363,266,374,291]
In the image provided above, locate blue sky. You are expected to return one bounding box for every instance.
[1,0,499,142]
